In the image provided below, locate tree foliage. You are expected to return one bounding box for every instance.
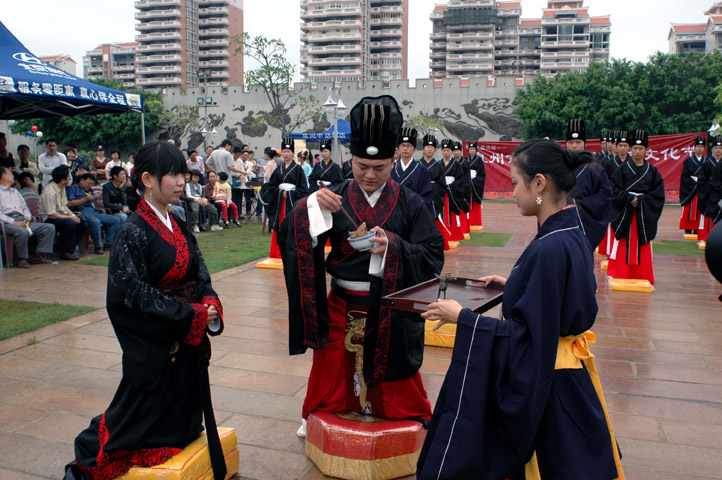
[10,79,165,150]
[231,33,322,136]
[407,114,445,134]
[515,51,722,140]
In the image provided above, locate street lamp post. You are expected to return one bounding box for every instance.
[198,70,213,151]
[323,95,347,165]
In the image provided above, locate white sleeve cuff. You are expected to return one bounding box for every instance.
[308,192,333,248]
[369,230,388,277]
[207,318,221,332]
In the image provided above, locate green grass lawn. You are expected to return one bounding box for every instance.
[79,222,271,273]
[0,300,96,341]
[652,239,704,257]
[461,231,512,248]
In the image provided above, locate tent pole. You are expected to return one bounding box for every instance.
[141,112,146,145]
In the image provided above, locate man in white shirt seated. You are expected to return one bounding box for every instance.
[38,139,68,187]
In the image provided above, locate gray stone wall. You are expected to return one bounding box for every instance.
[161,77,523,155]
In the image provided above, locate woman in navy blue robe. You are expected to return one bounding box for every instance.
[64,142,226,480]
[417,140,622,480]
[308,141,344,193]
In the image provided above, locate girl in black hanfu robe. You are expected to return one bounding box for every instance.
[308,143,344,193]
[466,144,486,229]
[439,140,468,242]
[417,140,623,480]
[65,142,226,480]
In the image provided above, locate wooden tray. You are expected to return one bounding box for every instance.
[382,276,503,314]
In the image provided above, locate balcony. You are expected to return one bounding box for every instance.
[369,52,402,60]
[136,32,181,42]
[447,42,491,52]
[199,6,229,16]
[85,66,103,74]
[307,57,362,67]
[137,65,182,74]
[448,31,494,41]
[431,32,446,40]
[302,32,363,42]
[199,49,230,57]
[136,54,182,64]
[370,17,403,27]
[303,19,363,30]
[199,38,230,47]
[199,28,229,37]
[540,38,589,48]
[136,20,181,31]
[370,5,402,14]
[199,17,229,26]
[199,59,230,67]
[136,42,182,53]
[135,0,181,9]
[115,73,136,79]
[307,68,362,77]
[135,8,180,20]
[448,53,493,61]
[135,76,183,85]
[369,28,402,38]
[113,64,136,72]
[307,44,362,54]
[204,70,230,78]
[198,0,228,5]
[369,40,401,49]
[300,6,363,19]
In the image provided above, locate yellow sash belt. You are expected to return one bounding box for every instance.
[525,331,625,479]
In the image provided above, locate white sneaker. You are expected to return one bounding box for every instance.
[192,226,200,233]
[211,225,223,232]
[296,418,306,438]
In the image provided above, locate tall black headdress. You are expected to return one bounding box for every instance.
[630,130,649,149]
[281,137,295,153]
[695,136,706,146]
[440,138,454,150]
[319,140,332,152]
[712,135,722,147]
[349,95,403,160]
[566,119,587,142]
[398,126,418,147]
[617,131,630,146]
[452,141,462,151]
[422,133,438,148]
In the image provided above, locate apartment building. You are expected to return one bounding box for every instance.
[300,0,409,83]
[668,2,722,54]
[429,0,610,79]
[39,55,77,76]
[84,43,139,88]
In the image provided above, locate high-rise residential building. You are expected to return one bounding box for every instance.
[84,43,139,88]
[133,0,243,92]
[300,0,409,83]
[39,55,77,76]
[429,0,610,79]
[668,2,722,54]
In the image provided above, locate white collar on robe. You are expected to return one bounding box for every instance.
[148,200,173,232]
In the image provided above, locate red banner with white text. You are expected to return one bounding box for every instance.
[466,132,704,203]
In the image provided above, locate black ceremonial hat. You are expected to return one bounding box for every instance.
[611,131,619,144]
[566,119,587,142]
[398,126,418,146]
[349,95,403,160]
[630,130,648,148]
[601,131,609,142]
[440,138,454,149]
[319,139,332,151]
[617,131,630,145]
[712,135,722,147]
[281,137,295,153]
[452,141,462,151]
[422,133,438,148]
[695,136,706,146]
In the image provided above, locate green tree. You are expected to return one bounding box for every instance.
[407,114,444,133]
[515,52,722,140]
[11,79,164,150]
[231,33,322,136]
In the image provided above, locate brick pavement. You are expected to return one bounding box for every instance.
[0,202,720,479]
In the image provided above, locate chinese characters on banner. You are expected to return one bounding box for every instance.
[465,132,703,203]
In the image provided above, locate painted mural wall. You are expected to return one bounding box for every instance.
[160,77,523,156]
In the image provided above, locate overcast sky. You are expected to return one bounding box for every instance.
[1,0,716,82]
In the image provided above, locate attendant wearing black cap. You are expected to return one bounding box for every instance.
[679,136,708,235]
[419,133,453,249]
[391,127,434,216]
[565,119,613,251]
[278,95,443,437]
[698,136,722,243]
[308,140,343,193]
[439,139,467,242]
[465,142,486,230]
[608,130,665,283]
[259,137,310,260]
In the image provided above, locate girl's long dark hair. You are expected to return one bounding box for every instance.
[127,141,188,211]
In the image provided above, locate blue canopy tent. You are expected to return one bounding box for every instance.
[0,21,145,138]
[289,119,350,142]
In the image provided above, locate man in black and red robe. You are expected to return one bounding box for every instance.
[278,95,444,437]
[678,136,707,234]
[608,130,665,283]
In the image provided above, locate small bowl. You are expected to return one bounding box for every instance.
[348,232,376,251]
